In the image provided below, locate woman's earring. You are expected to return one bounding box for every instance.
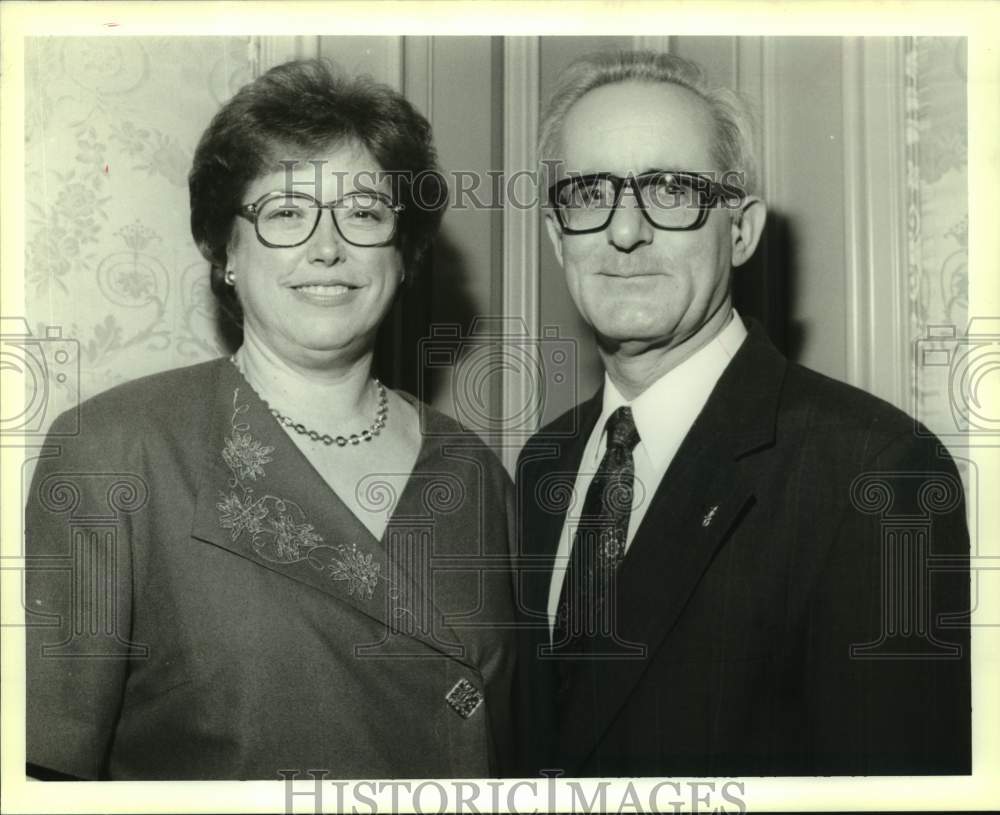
[224,268,236,286]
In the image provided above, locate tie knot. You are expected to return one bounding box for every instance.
[605,406,640,452]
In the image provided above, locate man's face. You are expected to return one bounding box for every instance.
[546,81,742,353]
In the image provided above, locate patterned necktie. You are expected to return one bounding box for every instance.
[555,406,641,653]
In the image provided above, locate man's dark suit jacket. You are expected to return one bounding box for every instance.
[514,320,970,777]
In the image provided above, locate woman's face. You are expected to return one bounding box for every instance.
[226,141,403,369]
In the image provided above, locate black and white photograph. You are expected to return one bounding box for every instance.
[1,1,997,813]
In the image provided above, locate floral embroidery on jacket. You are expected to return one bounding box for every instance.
[222,431,273,481]
[216,389,384,600]
[217,491,268,540]
[269,512,323,561]
[328,543,382,598]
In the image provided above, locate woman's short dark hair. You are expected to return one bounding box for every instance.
[189,59,447,313]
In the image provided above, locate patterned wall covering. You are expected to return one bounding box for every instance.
[906,37,969,443]
[24,37,252,436]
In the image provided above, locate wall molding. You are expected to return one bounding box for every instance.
[734,36,781,330]
[251,36,320,76]
[633,36,672,53]
[842,38,871,392]
[733,38,781,202]
[841,38,908,410]
[403,37,434,120]
[501,36,540,473]
[384,36,404,92]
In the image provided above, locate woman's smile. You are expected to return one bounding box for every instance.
[289,282,361,304]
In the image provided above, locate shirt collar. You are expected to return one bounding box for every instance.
[590,310,748,470]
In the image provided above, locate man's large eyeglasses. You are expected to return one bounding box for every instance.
[236,191,404,249]
[548,171,734,234]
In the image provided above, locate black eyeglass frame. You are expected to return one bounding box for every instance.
[235,191,405,249]
[547,170,739,235]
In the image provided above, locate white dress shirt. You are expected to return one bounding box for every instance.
[546,310,748,633]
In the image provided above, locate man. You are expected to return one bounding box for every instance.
[513,50,970,777]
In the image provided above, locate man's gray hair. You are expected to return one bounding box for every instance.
[538,50,759,196]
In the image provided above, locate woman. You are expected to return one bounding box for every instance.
[25,60,515,780]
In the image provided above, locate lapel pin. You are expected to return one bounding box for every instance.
[701,505,719,527]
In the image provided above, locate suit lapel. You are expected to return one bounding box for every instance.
[190,359,470,665]
[368,415,479,660]
[513,392,602,773]
[555,321,788,771]
[517,393,603,622]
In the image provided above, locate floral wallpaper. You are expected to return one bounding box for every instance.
[25,37,253,435]
[905,37,969,443]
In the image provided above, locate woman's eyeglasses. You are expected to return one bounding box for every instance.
[236,191,404,248]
